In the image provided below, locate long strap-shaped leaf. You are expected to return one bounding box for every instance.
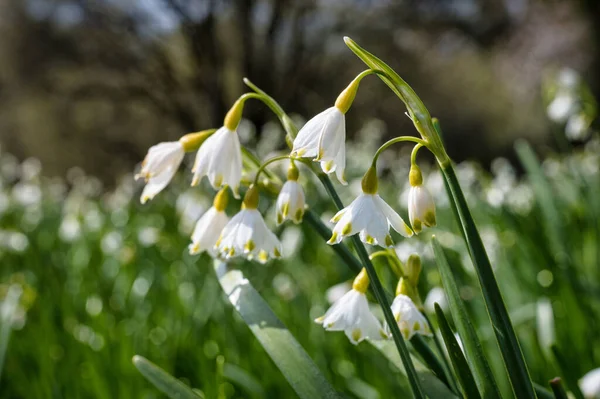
[214,260,343,399]
[440,164,536,398]
[434,304,482,399]
[132,355,201,399]
[370,341,460,398]
[432,237,501,398]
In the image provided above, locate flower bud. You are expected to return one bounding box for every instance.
[406,254,422,286]
[408,165,436,234]
[276,163,305,225]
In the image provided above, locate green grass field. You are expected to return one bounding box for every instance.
[1,130,599,398]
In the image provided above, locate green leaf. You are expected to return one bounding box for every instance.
[214,260,342,399]
[440,163,537,398]
[370,341,460,399]
[222,363,266,398]
[550,345,585,399]
[549,378,569,399]
[434,304,481,399]
[132,355,201,399]
[432,237,502,399]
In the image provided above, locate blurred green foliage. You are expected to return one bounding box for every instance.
[1,120,599,397]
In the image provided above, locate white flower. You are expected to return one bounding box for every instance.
[387,294,432,340]
[408,185,436,233]
[189,207,229,256]
[192,126,242,197]
[291,107,347,184]
[328,193,412,247]
[136,141,184,204]
[566,113,591,141]
[315,269,385,344]
[216,187,282,263]
[546,93,576,123]
[276,180,305,225]
[581,368,600,399]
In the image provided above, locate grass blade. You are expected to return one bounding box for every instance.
[432,237,502,399]
[370,341,460,399]
[440,164,536,398]
[550,345,585,399]
[132,355,200,399]
[549,378,569,399]
[214,260,342,399]
[434,304,482,399]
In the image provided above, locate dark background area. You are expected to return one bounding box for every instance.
[0,0,598,182]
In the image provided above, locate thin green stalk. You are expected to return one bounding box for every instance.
[411,334,458,394]
[435,304,482,399]
[441,162,536,398]
[350,234,425,398]
[303,210,361,274]
[550,345,585,399]
[432,237,501,399]
[422,313,459,393]
[316,172,424,398]
[549,378,568,399]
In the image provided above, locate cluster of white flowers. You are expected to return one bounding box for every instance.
[135,70,439,345]
[545,67,595,141]
[315,268,431,345]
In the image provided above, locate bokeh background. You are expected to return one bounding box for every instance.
[1,0,599,180]
[1,1,600,399]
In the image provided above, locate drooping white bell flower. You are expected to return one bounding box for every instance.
[291,75,367,185]
[580,368,600,399]
[387,294,432,340]
[328,167,412,247]
[192,126,243,198]
[189,189,230,256]
[315,268,386,344]
[216,185,282,263]
[136,141,184,204]
[407,165,436,234]
[291,107,347,184]
[275,162,305,225]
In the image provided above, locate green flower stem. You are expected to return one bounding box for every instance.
[317,173,425,398]
[411,334,458,395]
[369,250,403,277]
[252,154,291,185]
[440,162,536,398]
[410,143,423,166]
[350,235,425,398]
[303,210,362,274]
[422,313,458,394]
[371,136,428,167]
[549,378,569,399]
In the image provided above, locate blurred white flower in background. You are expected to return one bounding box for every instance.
[580,368,600,399]
[424,287,448,314]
